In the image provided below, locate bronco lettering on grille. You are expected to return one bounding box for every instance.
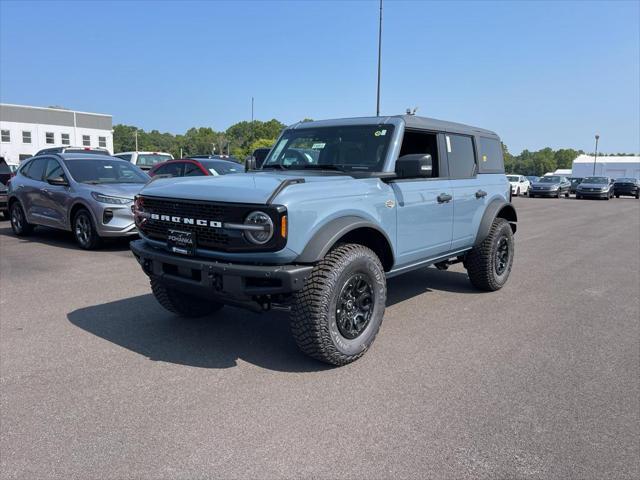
[150,213,222,228]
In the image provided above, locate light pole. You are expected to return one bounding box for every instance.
[211,143,216,155]
[134,129,139,152]
[376,0,383,116]
[592,134,600,175]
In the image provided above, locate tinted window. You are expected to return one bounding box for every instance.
[446,134,476,179]
[0,160,10,174]
[184,163,205,176]
[154,163,183,177]
[115,154,132,162]
[476,137,504,174]
[24,158,47,180]
[44,159,64,179]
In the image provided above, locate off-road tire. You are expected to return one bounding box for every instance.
[465,218,514,291]
[10,202,34,236]
[290,244,387,366]
[73,209,102,250]
[150,276,224,318]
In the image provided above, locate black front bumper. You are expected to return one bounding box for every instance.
[130,239,312,303]
[614,187,638,196]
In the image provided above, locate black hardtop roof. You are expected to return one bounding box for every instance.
[289,114,499,138]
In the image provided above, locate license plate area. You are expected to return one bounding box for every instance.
[167,229,196,256]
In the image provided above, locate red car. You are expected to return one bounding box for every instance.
[148,157,243,178]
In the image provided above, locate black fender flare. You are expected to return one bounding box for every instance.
[296,216,394,264]
[474,199,517,246]
[68,200,98,230]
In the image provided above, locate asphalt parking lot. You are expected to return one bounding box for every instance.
[1,196,639,479]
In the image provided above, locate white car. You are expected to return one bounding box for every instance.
[507,174,530,196]
[113,151,173,171]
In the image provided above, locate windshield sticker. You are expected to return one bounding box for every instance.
[482,154,488,162]
[312,143,326,149]
[103,165,113,169]
[374,129,387,137]
[208,168,219,176]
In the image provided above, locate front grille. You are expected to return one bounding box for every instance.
[137,195,286,253]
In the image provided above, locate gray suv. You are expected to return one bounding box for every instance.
[8,154,149,249]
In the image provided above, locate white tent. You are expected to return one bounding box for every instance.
[571,155,640,179]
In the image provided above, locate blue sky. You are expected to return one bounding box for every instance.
[1,0,638,154]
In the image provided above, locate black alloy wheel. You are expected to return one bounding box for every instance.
[335,273,374,340]
[494,237,510,276]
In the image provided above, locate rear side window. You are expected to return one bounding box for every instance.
[184,163,205,176]
[446,134,476,179]
[477,137,504,174]
[154,163,183,177]
[115,154,132,162]
[24,158,47,180]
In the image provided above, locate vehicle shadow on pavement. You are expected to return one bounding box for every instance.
[0,224,133,251]
[67,294,332,372]
[387,267,479,305]
[67,267,477,372]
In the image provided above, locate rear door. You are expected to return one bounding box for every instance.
[19,157,48,223]
[446,134,487,250]
[41,158,70,228]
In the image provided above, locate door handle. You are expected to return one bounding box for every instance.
[475,190,487,199]
[437,193,452,203]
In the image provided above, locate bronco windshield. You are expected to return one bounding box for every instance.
[64,158,149,184]
[582,177,608,184]
[262,124,395,173]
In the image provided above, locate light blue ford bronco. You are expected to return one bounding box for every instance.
[131,115,517,365]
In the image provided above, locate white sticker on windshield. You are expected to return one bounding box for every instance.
[104,165,113,169]
[208,168,219,176]
[374,129,387,137]
[312,143,326,149]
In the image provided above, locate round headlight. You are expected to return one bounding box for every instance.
[244,211,274,245]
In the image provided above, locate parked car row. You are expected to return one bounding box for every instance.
[507,173,639,200]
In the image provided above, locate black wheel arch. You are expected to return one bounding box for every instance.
[474,198,517,246]
[295,216,395,271]
[69,201,97,230]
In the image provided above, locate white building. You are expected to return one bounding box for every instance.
[0,103,113,165]
[571,154,640,179]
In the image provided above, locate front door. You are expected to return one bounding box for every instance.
[391,131,453,266]
[392,179,454,266]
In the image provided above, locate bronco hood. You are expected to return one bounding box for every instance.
[139,171,350,205]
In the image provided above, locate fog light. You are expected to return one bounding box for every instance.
[103,209,114,224]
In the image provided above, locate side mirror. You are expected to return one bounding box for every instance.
[46,176,68,186]
[394,154,433,179]
[245,156,257,172]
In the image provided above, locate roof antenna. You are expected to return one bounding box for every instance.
[406,107,418,115]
